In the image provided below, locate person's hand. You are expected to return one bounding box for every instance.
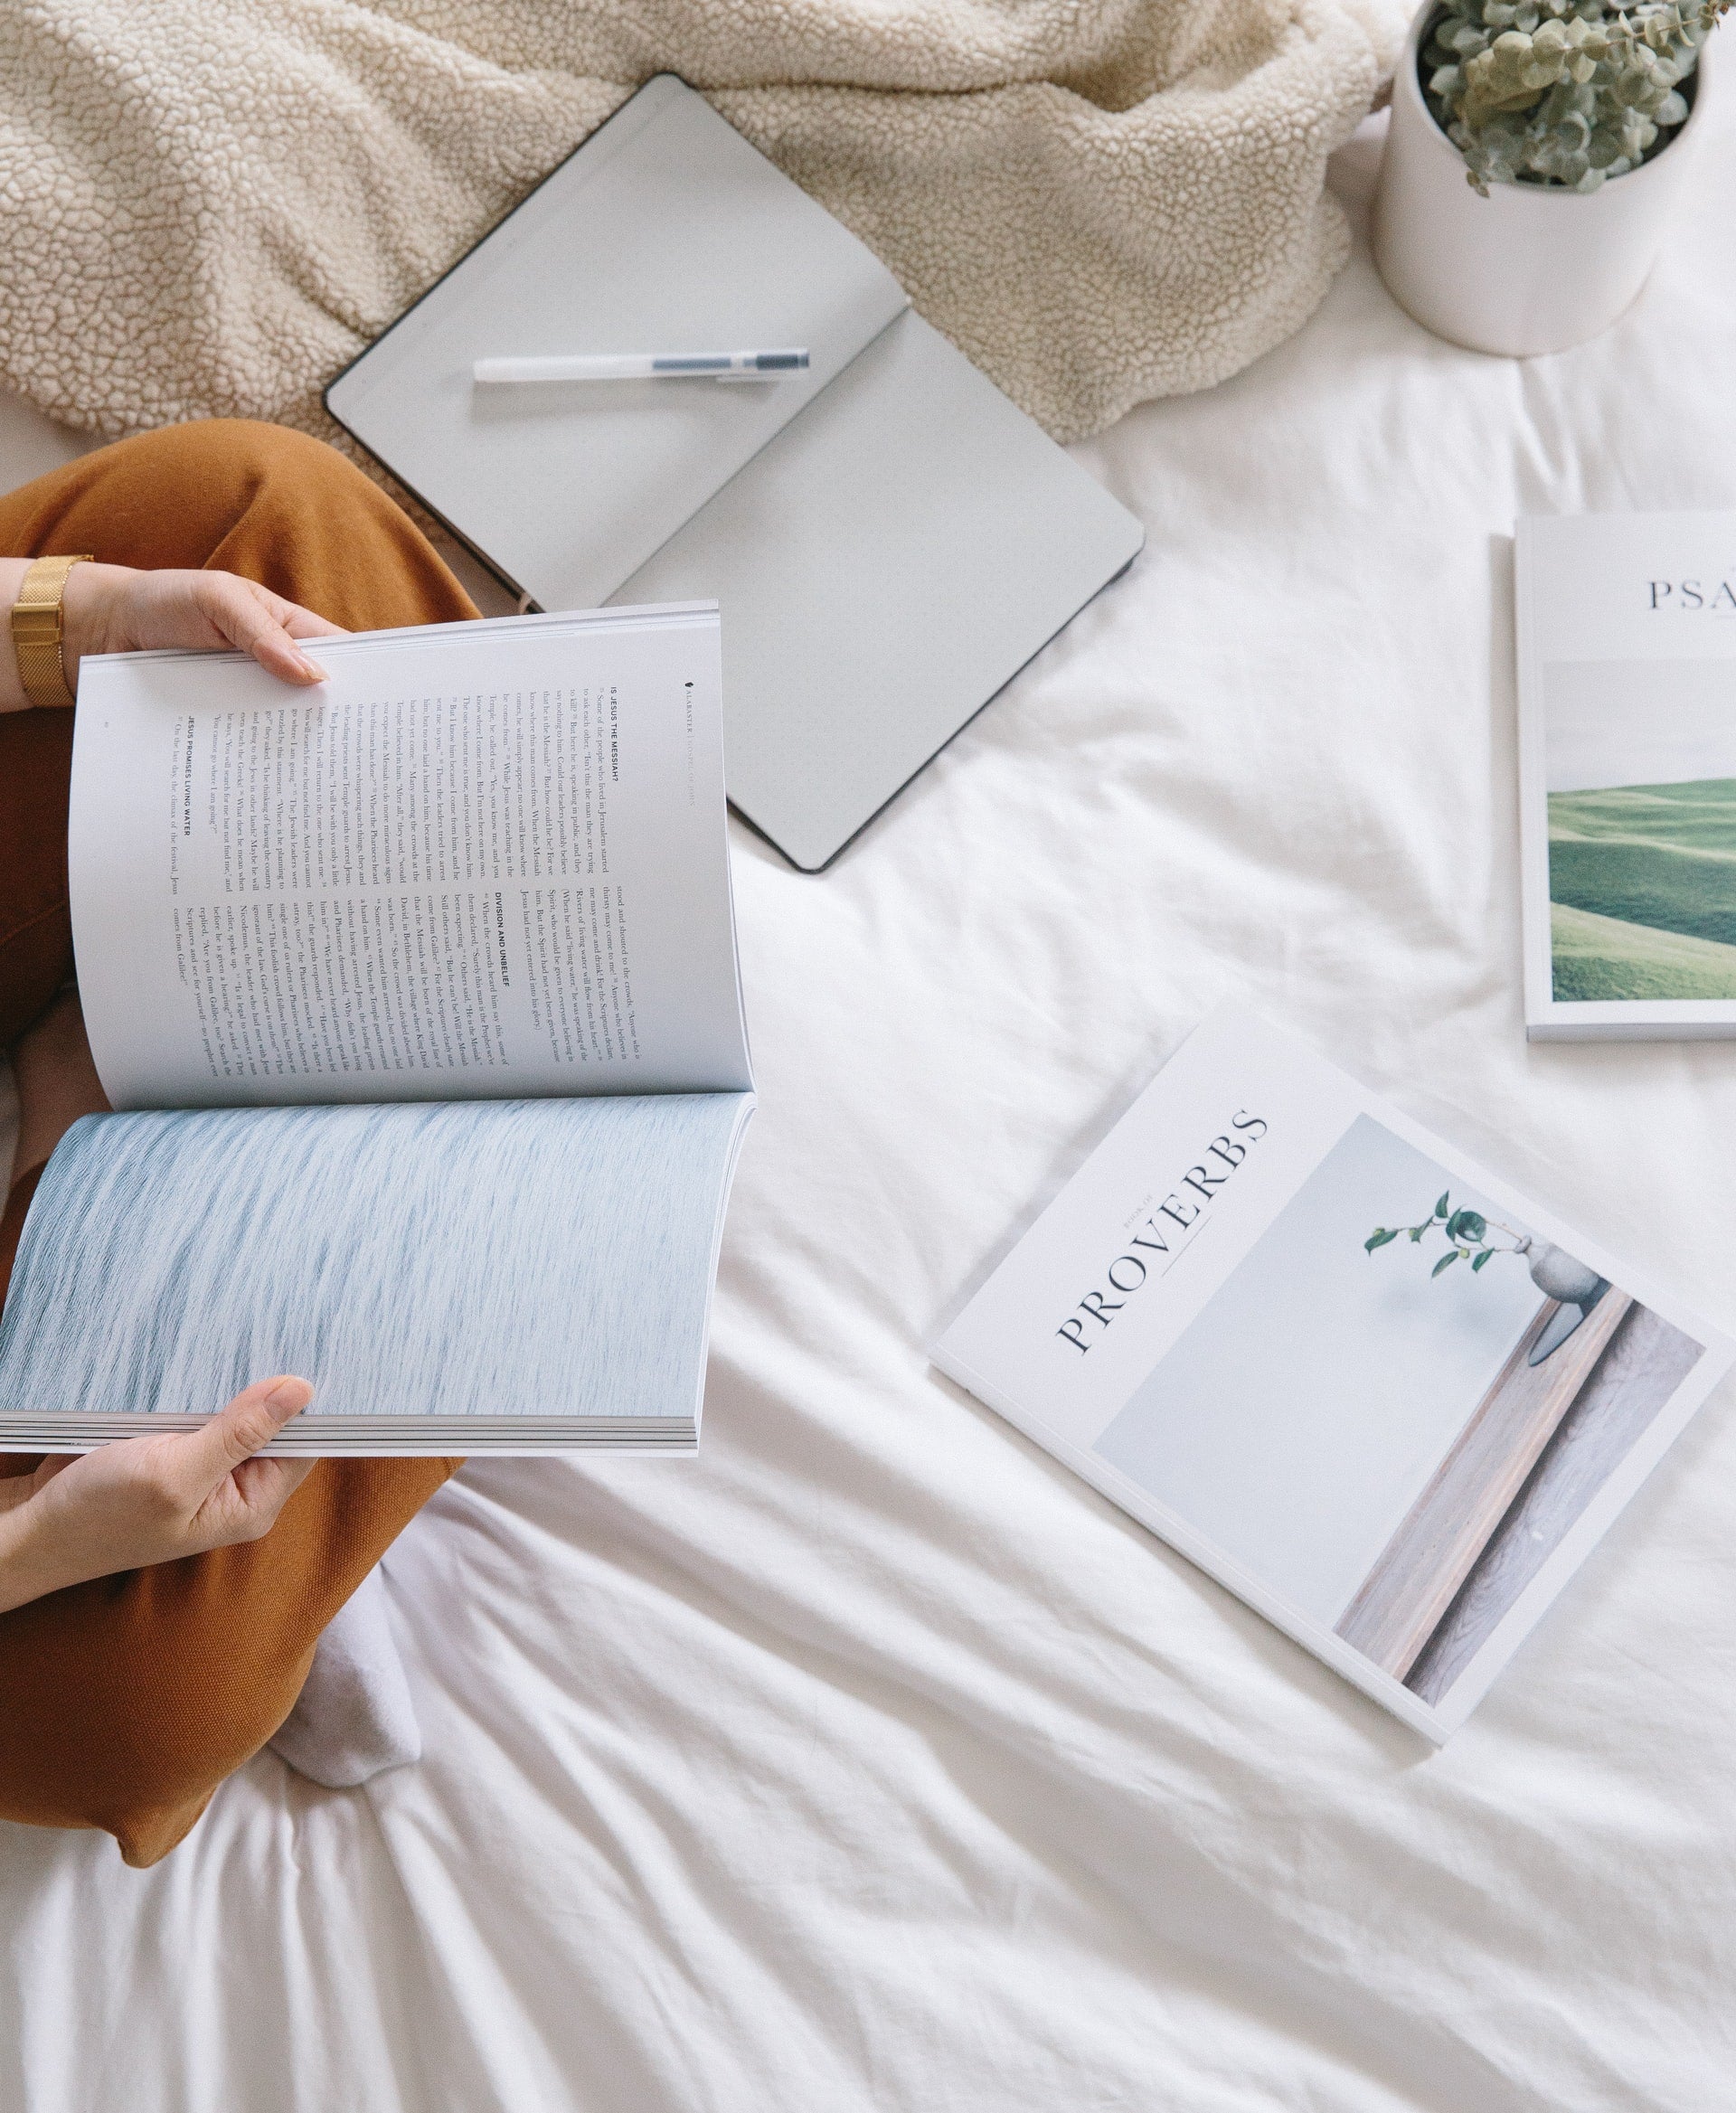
[0,557,345,711]
[0,1376,316,1614]
[61,562,345,690]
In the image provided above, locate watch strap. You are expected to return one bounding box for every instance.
[11,552,94,710]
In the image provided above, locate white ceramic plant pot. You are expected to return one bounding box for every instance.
[1373,2,1713,355]
[1524,1241,1604,1305]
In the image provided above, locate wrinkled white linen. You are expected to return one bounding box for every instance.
[5,113,1736,2112]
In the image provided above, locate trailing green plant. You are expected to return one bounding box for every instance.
[1365,1191,1529,1278]
[1423,0,1730,193]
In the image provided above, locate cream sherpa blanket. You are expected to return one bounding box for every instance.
[0,0,1401,451]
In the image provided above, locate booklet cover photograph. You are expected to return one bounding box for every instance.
[1092,1111,1699,1711]
[933,1009,1732,1740]
[1544,659,1736,1003]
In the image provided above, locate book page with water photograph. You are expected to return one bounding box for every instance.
[1518,511,1736,1039]
[0,1090,751,1455]
[68,603,750,1107]
[933,1008,1732,1740]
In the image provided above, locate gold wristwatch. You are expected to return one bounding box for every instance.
[10,552,94,709]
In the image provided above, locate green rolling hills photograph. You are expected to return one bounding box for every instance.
[1548,779,1736,1000]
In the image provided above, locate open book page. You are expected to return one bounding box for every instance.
[69,605,750,1109]
[0,1092,753,1453]
[934,1008,1731,1739]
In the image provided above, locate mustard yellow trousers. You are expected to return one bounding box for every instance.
[0,422,475,1864]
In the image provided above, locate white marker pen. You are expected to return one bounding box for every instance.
[473,350,810,383]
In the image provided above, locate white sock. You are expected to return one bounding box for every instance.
[269,1566,422,1789]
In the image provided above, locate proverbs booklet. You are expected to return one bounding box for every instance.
[934,1009,1731,1740]
[1519,510,1736,1038]
[0,605,752,1455]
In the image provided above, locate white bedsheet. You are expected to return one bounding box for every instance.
[6,114,1736,2111]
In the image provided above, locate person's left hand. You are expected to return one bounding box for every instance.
[0,558,347,712]
[60,562,346,692]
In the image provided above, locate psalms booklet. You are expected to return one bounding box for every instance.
[933,1009,1730,1740]
[0,605,752,1456]
[1519,510,1736,1038]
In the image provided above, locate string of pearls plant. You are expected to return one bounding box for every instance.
[1424,0,1731,192]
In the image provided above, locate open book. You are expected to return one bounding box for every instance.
[0,604,752,1455]
[935,1008,1731,1740]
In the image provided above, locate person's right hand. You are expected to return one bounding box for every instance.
[0,1376,316,1615]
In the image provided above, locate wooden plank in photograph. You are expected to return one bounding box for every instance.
[1405,1300,1703,1706]
[1335,1289,1633,1681]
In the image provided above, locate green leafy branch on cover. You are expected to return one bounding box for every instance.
[1365,1192,1531,1278]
